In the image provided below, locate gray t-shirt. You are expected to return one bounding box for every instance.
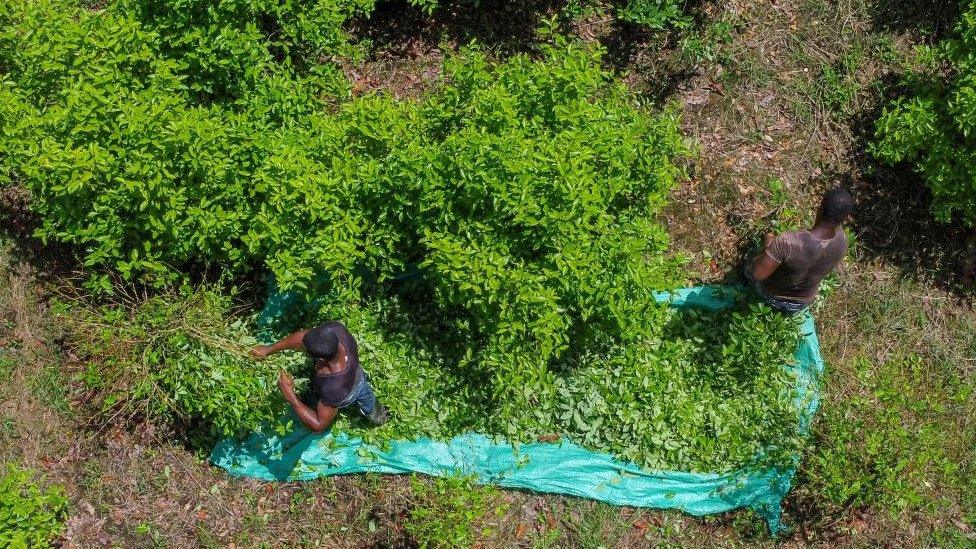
[761,230,847,303]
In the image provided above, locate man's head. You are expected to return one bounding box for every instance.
[818,187,855,225]
[303,325,339,361]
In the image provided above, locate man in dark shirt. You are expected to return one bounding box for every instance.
[251,322,388,432]
[746,187,854,314]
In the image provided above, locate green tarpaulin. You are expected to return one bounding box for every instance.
[211,285,823,534]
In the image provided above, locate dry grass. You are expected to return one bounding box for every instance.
[0,242,72,474]
[794,261,976,544]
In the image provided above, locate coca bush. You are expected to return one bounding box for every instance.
[873,5,976,226]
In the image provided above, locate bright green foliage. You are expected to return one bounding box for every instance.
[873,4,976,226]
[258,41,686,386]
[54,288,301,438]
[404,475,504,549]
[56,285,800,472]
[118,0,373,99]
[318,295,802,472]
[0,0,358,282]
[368,43,686,404]
[617,0,687,28]
[0,466,68,549]
[0,0,688,379]
[551,303,802,470]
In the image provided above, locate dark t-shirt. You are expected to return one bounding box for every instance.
[761,230,847,303]
[310,321,363,407]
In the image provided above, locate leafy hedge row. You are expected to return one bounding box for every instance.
[873,3,976,226]
[59,286,803,473]
[0,0,365,280]
[1,0,687,375]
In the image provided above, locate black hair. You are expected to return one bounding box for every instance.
[820,187,855,224]
[302,325,339,360]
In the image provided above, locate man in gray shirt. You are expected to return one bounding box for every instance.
[746,187,854,314]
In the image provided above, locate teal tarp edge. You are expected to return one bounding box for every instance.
[211,285,824,535]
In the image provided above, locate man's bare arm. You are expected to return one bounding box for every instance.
[251,329,308,359]
[277,372,337,433]
[748,232,782,283]
[751,252,780,282]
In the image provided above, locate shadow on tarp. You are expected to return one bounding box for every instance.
[212,285,824,535]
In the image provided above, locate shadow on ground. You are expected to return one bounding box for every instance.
[353,0,721,104]
[597,17,694,102]
[847,162,975,293]
[841,68,976,297]
[354,0,562,57]
[869,0,962,40]
[0,187,79,284]
[859,0,974,293]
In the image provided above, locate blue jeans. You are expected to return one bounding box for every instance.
[755,286,807,315]
[337,371,377,415]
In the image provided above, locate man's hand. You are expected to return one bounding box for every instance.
[250,330,309,361]
[278,370,295,395]
[763,232,775,248]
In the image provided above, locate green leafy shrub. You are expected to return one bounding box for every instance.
[404,475,504,549]
[0,0,362,283]
[54,287,302,438]
[0,466,68,549]
[617,0,688,28]
[873,5,976,226]
[56,283,801,472]
[1,0,688,383]
[313,294,802,472]
[119,0,374,99]
[339,42,687,416]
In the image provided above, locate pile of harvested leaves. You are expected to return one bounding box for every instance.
[303,294,804,473]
